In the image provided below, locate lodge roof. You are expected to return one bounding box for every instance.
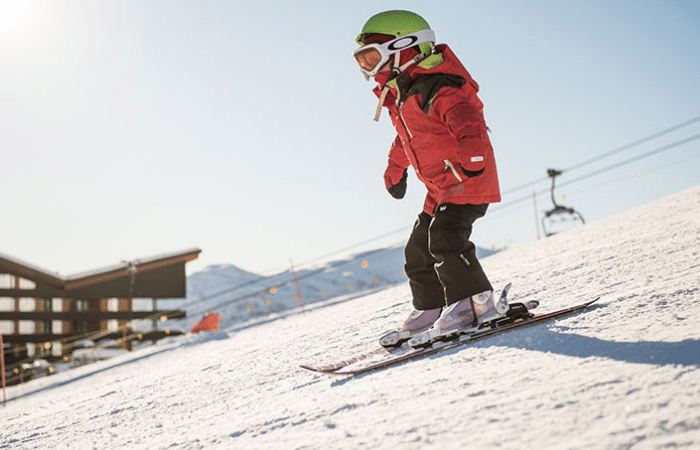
[0,248,201,299]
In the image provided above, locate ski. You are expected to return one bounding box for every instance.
[301,283,524,374]
[301,298,539,374]
[299,299,535,374]
[301,297,598,376]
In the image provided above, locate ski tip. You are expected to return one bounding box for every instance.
[582,296,602,308]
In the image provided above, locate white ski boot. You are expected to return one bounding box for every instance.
[474,283,511,326]
[408,286,511,349]
[408,295,478,349]
[378,307,442,348]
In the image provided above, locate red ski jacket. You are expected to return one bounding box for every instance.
[377,44,501,215]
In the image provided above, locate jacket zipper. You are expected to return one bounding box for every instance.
[398,104,413,140]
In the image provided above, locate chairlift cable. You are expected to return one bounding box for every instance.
[562,115,700,174]
[501,115,700,196]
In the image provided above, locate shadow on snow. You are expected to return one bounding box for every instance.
[473,327,700,367]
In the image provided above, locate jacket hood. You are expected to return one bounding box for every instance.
[409,44,479,93]
[372,44,479,102]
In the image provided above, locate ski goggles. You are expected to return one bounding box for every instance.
[353,29,435,79]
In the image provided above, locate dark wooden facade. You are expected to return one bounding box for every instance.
[0,248,200,357]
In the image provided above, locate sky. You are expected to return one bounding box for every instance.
[1,0,699,276]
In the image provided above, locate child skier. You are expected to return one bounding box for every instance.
[352,10,504,348]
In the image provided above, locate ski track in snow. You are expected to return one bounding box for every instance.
[2,186,700,449]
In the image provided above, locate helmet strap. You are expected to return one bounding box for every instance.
[373,86,389,122]
[372,52,428,122]
[373,52,400,122]
[389,52,402,81]
[397,52,427,74]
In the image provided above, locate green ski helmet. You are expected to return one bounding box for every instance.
[356,10,434,57]
[354,11,436,120]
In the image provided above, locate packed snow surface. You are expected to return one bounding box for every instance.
[2,186,700,449]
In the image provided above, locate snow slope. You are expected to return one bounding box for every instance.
[2,186,700,450]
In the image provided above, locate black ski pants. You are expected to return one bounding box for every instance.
[404,203,493,310]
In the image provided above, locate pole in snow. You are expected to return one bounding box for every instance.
[533,190,541,240]
[1,334,6,407]
[289,259,305,315]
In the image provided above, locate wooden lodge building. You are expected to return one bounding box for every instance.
[0,248,201,366]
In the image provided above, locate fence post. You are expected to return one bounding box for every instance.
[289,259,305,315]
[1,334,6,407]
[533,190,541,240]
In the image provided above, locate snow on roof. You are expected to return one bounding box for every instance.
[64,248,201,281]
[0,248,201,284]
[0,251,64,285]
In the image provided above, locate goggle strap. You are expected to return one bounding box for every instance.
[354,29,435,79]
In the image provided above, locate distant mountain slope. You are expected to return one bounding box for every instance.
[176,245,501,330]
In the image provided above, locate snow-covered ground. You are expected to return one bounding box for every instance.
[2,186,700,450]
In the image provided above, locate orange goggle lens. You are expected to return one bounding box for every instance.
[354,47,383,72]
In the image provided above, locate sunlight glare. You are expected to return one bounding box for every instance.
[0,2,36,32]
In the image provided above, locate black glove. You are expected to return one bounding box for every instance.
[388,169,408,199]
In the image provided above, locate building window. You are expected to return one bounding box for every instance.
[74,300,89,312]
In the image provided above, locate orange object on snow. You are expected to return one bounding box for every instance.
[191,313,223,333]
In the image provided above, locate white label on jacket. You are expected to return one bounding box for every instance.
[471,156,484,162]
